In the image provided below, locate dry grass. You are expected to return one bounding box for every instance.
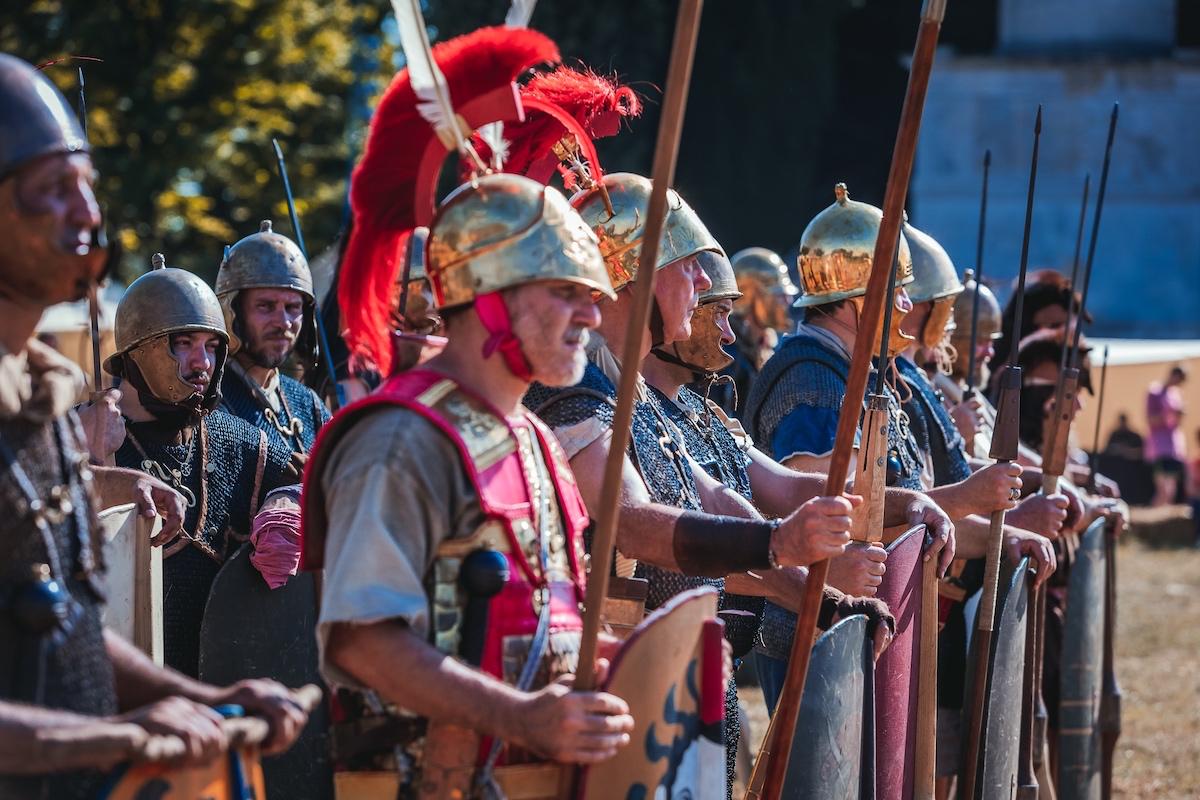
[734,536,1200,799]
[1112,537,1200,799]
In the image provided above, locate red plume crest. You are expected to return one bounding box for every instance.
[338,26,560,373]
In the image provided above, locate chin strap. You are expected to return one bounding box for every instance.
[474,291,533,382]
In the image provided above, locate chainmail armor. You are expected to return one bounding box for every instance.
[115,410,291,676]
[219,369,331,455]
[0,413,116,800]
[745,332,923,663]
[895,357,972,486]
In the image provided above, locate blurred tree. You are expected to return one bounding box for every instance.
[1,0,396,284]
[2,0,997,290]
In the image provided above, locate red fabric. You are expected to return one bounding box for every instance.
[471,66,643,185]
[474,291,533,381]
[249,507,302,590]
[338,27,561,374]
[300,369,589,578]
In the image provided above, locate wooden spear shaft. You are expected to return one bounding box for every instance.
[573,0,704,694]
[747,3,948,797]
[959,104,1043,800]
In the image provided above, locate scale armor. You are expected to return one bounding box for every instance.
[0,414,116,800]
[895,357,972,486]
[219,370,331,456]
[114,410,291,676]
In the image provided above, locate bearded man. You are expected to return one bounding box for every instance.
[103,262,294,677]
[0,53,305,799]
[215,221,331,466]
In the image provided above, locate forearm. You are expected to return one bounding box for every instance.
[107,629,219,710]
[0,700,139,774]
[881,487,928,528]
[747,449,825,518]
[949,514,1026,560]
[89,466,147,509]
[326,620,525,739]
[926,483,973,521]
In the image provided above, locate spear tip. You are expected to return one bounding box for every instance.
[983,149,991,168]
[1111,102,1119,121]
[1034,104,1043,133]
[271,138,284,159]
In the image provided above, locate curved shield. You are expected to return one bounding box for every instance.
[198,544,332,800]
[873,525,926,800]
[978,556,1032,799]
[782,614,872,799]
[1058,520,1107,800]
[579,586,724,799]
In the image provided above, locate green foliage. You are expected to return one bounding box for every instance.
[1,0,396,284]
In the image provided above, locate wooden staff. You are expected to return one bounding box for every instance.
[270,138,347,411]
[573,0,704,693]
[964,149,990,397]
[746,3,948,797]
[959,104,1042,800]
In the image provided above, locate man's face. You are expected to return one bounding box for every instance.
[238,287,305,368]
[507,280,601,387]
[0,152,103,305]
[168,331,222,395]
[1027,359,1083,416]
[654,256,713,346]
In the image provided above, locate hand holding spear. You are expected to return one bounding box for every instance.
[958,104,1042,800]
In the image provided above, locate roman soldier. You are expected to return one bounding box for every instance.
[936,269,1004,458]
[711,247,799,418]
[894,220,1063,794]
[525,173,949,790]
[102,259,294,677]
[300,27,641,798]
[216,220,331,464]
[0,53,305,799]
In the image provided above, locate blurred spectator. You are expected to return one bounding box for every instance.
[1104,412,1145,461]
[1146,365,1188,505]
[1191,429,1200,548]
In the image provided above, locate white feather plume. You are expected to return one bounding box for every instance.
[389,0,471,158]
[505,0,537,28]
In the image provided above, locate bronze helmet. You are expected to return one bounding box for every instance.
[666,249,742,374]
[795,184,914,357]
[105,254,228,410]
[0,54,104,307]
[950,269,1003,381]
[730,247,798,334]
[426,173,614,309]
[215,220,314,357]
[571,172,723,292]
[902,220,963,349]
[0,54,88,182]
[794,183,913,308]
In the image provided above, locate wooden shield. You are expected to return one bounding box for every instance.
[199,544,333,800]
[872,525,926,800]
[578,586,725,800]
[103,748,266,800]
[98,503,163,662]
[782,614,873,799]
[1058,519,1107,800]
[977,556,1032,799]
